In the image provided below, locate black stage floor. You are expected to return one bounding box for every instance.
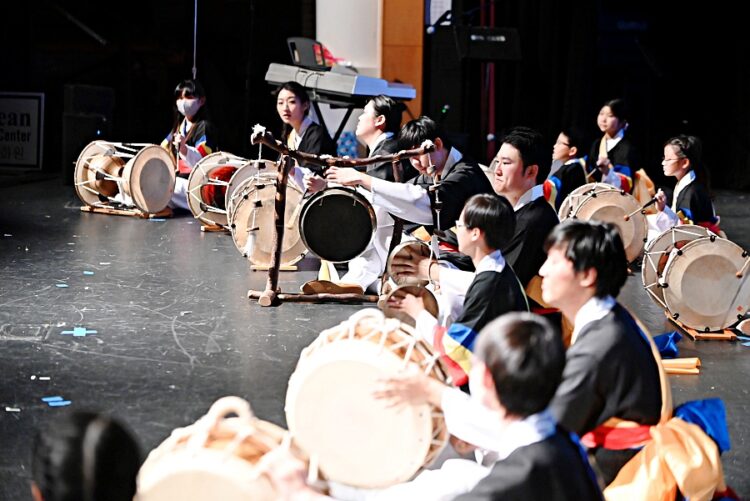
[1,178,749,499]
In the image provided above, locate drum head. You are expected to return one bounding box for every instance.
[572,189,647,263]
[558,182,618,221]
[386,241,432,286]
[381,285,439,327]
[138,398,306,501]
[641,225,713,309]
[229,176,307,267]
[122,145,176,213]
[186,153,250,226]
[74,141,123,207]
[286,311,448,488]
[299,188,377,263]
[226,160,277,218]
[662,237,750,331]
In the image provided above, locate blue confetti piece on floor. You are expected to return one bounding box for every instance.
[41,396,63,403]
[55,283,69,288]
[736,334,750,341]
[48,401,72,407]
[742,342,750,347]
[149,218,166,222]
[60,327,98,337]
[83,271,95,275]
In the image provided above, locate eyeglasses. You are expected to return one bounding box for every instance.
[661,158,681,165]
[555,141,570,147]
[455,220,466,229]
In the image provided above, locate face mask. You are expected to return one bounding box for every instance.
[177,98,201,118]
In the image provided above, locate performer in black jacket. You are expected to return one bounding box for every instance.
[325,116,494,290]
[649,134,721,237]
[546,127,587,211]
[257,313,603,501]
[540,219,664,485]
[586,98,638,192]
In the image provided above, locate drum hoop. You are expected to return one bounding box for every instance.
[123,145,176,213]
[286,310,448,487]
[641,225,713,310]
[558,182,619,220]
[386,240,432,286]
[228,177,307,267]
[186,154,246,226]
[74,142,126,207]
[572,189,647,262]
[662,236,749,330]
[298,188,377,263]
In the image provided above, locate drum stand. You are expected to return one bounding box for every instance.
[666,313,738,341]
[80,205,173,219]
[245,127,434,307]
[246,154,378,306]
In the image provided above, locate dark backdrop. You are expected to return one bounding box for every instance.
[2,0,748,190]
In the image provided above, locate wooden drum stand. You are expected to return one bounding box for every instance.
[246,126,434,307]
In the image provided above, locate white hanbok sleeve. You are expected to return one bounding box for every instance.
[370,178,433,224]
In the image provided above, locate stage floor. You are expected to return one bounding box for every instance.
[1,179,749,498]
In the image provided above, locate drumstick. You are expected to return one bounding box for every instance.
[736,257,750,278]
[624,196,659,221]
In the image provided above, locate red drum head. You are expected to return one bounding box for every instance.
[187,152,249,227]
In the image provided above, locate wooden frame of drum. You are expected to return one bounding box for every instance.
[229,174,307,268]
[298,187,377,263]
[285,309,448,488]
[641,225,713,310]
[137,396,312,501]
[661,236,750,331]
[560,182,647,263]
[74,141,175,214]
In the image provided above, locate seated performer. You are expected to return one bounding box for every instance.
[648,134,721,239]
[275,81,337,182]
[355,95,417,182]
[586,98,637,192]
[545,126,587,211]
[258,313,603,501]
[301,95,416,294]
[321,116,493,292]
[540,219,663,485]
[161,79,218,210]
[491,126,559,290]
[389,193,528,385]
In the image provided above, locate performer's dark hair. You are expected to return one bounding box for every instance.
[602,97,629,123]
[462,193,516,251]
[476,312,565,417]
[665,134,711,191]
[275,81,312,143]
[500,126,550,182]
[559,125,586,153]
[544,219,629,298]
[32,411,141,501]
[397,115,449,150]
[369,95,405,134]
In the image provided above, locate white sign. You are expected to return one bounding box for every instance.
[0,92,44,169]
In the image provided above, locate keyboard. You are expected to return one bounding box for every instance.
[265,63,416,101]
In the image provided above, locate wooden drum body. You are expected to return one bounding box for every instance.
[298,188,377,263]
[228,174,307,267]
[137,397,310,501]
[74,141,175,214]
[661,236,750,331]
[186,152,252,227]
[285,309,448,489]
[560,182,647,263]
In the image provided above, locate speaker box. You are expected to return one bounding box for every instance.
[61,113,110,185]
[64,84,115,116]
